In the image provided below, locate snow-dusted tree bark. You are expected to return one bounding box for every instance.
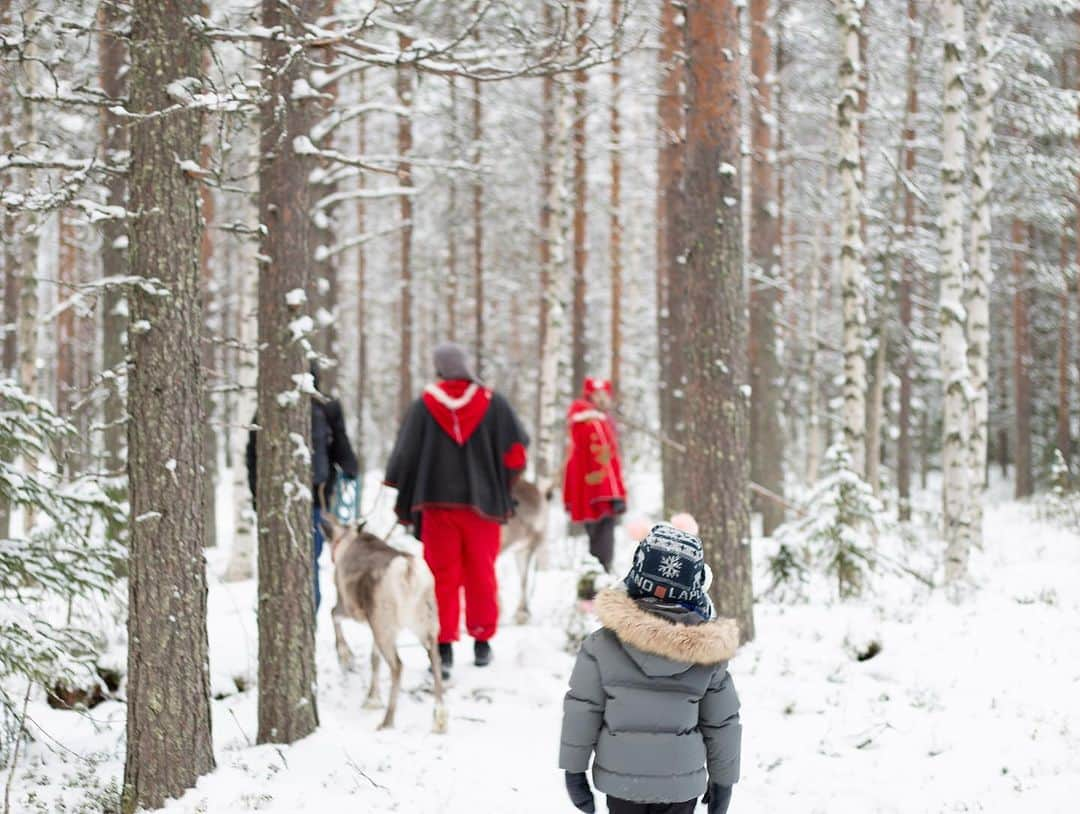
[684,0,754,642]
[56,211,76,421]
[16,12,39,401]
[355,72,369,475]
[657,0,688,516]
[834,0,867,476]
[610,0,624,392]
[536,80,573,482]
[397,31,415,417]
[255,0,320,745]
[898,0,919,521]
[571,0,589,396]
[1011,219,1034,499]
[123,2,215,808]
[749,0,785,535]
[1058,248,1071,465]
[967,0,995,535]
[99,0,128,472]
[472,73,485,378]
[940,0,973,586]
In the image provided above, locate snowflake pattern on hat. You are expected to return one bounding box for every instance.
[623,523,714,619]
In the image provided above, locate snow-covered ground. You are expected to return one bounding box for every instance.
[8,475,1080,813]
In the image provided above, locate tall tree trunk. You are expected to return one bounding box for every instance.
[448,79,459,345]
[472,75,485,378]
[967,0,994,535]
[57,210,77,420]
[200,121,218,548]
[1058,239,1071,465]
[610,0,623,393]
[122,2,215,808]
[355,72,368,476]
[99,0,128,472]
[1,0,16,383]
[571,0,589,396]
[1011,220,1034,499]
[806,221,824,483]
[536,81,574,482]
[940,0,973,585]
[657,0,688,516]
[898,0,918,521]
[255,0,320,745]
[537,59,554,439]
[16,15,39,402]
[684,0,754,642]
[313,0,340,394]
[397,32,415,416]
[749,0,785,534]
[835,0,867,476]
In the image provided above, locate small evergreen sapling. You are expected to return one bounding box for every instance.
[769,445,888,600]
[0,380,124,759]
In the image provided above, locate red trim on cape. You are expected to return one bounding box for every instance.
[421,380,493,445]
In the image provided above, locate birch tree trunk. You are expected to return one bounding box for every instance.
[940,0,973,586]
[684,0,754,642]
[657,0,688,516]
[255,0,320,744]
[749,0,785,534]
[122,2,215,808]
[967,0,994,534]
[536,81,574,483]
[835,0,867,476]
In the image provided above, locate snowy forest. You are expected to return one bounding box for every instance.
[1,0,1079,811]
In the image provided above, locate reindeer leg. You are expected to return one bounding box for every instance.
[514,540,536,625]
[332,608,355,672]
[428,634,448,734]
[373,630,402,731]
[363,645,382,709]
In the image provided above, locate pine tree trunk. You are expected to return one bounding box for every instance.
[537,59,554,439]
[200,130,218,548]
[122,2,215,808]
[355,72,368,476]
[898,0,918,521]
[610,0,623,393]
[472,75,485,379]
[1058,248,1071,465]
[1011,220,1034,499]
[255,0,320,744]
[57,210,77,420]
[397,32,415,417]
[571,0,588,396]
[313,0,340,394]
[749,0,785,535]
[806,221,824,483]
[1,0,17,387]
[684,0,754,643]
[99,0,128,473]
[657,0,688,516]
[17,42,39,402]
[967,0,994,534]
[835,0,867,476]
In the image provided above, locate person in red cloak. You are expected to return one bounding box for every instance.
[385,343,529,679]
[563,378,628,572]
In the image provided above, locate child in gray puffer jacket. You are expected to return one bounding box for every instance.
[559,523,741,814]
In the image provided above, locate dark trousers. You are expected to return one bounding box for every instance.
[313,504,325,611]
[606,798,697,814]
[585,515,616,572]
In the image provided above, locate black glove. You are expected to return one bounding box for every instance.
[564,771,595,813]
[702,783,733,814]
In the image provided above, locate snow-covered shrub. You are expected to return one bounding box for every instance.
[1036,449,1078,529]
[0,380,124,759]
[566,555,617,653]
[768,445,889,600]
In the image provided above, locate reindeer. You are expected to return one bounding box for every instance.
[325,518,448,734]
[501,478,554,624]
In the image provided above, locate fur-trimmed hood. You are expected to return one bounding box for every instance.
[594,588,739,668]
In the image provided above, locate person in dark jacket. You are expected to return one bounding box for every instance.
[559,523,741,814]
[385,342,529,677]
[245,363,359,611]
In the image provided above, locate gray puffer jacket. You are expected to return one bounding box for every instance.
[559,589,741,804]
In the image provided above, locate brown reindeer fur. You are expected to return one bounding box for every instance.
[500,479,552,624]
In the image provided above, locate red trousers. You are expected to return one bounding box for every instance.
[421,507,501,643]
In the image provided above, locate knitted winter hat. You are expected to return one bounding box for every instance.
[624,523,714,619]
[433,342,476,382]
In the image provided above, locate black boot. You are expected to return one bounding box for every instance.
[474,639,493,667]
[437,642,453,680]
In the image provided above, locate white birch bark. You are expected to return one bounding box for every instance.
[835,0,867,476]
[967,0,995,547]
[536,80,574,484]
[807,221,824,484]
[940,0,973,586]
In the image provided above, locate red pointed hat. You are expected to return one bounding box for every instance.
[583,377,614,398]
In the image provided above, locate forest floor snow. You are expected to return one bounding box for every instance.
[8,477,1080,813]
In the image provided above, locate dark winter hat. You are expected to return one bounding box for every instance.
[433,342,476,382]
[624,523,714,619]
